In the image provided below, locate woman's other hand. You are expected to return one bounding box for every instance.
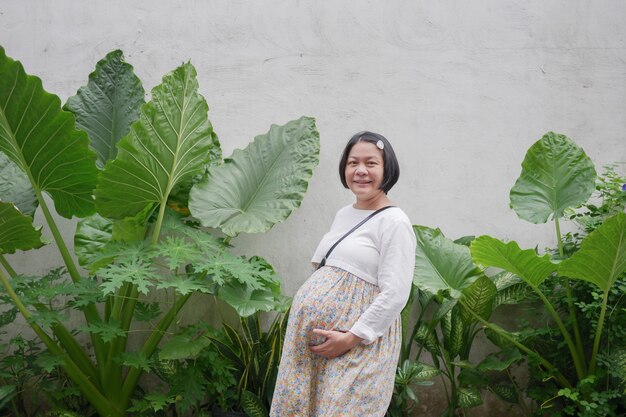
[309,329,363,358]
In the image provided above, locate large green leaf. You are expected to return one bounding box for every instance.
[218,281,284,317]
[65,50,145,168]
[0,47,98,218]
[0,202,45,254]
[74,206,152,272]
[189,116,319,236]
[413,226,482,298]
[0,151,37,215]
[96,62,214,219]
[74,214,113,270]
[559,212,626,293]
[471,235,557,288]
[510,132,596,224]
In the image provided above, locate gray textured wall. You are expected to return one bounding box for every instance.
[2,1,625,414]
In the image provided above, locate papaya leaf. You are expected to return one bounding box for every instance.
[510,132,596,224]
[98,259,159,295]
[189,116,319,236]
[96,62,214,219]
[0,47,98,218]
[470,236,556,288]
[65,50,145,168]
[80,320,125,343]
[0,151,37,215]
[558,212,626,293]
[0,202,45,254]
[218,281,283,317]
[115,351,151,373]
[413,226,482,298]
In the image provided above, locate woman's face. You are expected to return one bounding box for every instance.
[344,141,385,202]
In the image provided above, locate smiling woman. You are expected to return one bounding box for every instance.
[270,132,416,417]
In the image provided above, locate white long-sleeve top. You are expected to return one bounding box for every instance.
[311,204,416,344]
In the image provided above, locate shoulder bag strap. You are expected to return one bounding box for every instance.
[317,205,395,269]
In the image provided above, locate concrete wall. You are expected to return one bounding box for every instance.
[1,1,625,414]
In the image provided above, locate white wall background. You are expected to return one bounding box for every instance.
[1,2,626,412]
[4,0,624,294]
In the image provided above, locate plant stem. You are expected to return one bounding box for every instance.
[120,292,193,409]
[34,188,106,365]
[554,216,587,370]
[0,254,16,277]
[588,289,610,374]
[531,286,585,379]
[151,201,168,245]
[458,299,573,388]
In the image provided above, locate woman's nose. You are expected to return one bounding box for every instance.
[355,165,367,174]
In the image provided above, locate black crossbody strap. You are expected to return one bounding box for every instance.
[317,206,395,269]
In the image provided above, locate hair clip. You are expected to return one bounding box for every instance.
[376,140,384,150]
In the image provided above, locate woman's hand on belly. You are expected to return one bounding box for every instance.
[309,329,363,358]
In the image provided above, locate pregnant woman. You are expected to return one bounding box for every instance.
[270,131,416,417]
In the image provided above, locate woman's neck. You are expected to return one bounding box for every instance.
[353,194,392,210]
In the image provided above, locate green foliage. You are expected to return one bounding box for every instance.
[0,201,45,254]
[403,226,526,416]
[0,46,98,219]
[207,311,289,413]
[509,131,596,224]
[64,49,145,168]
[466,140,626,415]
[0,47,318,417]
[189,116,320,236]
[386,360,438,417]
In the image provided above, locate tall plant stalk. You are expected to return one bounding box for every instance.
[554,216,586,370]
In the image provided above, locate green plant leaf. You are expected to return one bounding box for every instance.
[413,226,482,298]
[0,151,37,215]
[477,346,521,372]
[189,116,319,236]
[558,212,626,293]
[0,47,98,218]
[457,386,483,408]
[470,236,556,288]
[64,50,145,168]
[490,384,518,404]
[0,202,45,254]
[414,322,440,356]
[442,309,464,358]
[80,320,125,343]
[492,271,530,308]
[74,214,114,270]
[241,390,269,417]
[459,275,497,324]
[218,281,282,317]
[159,333,212,360]
[96,62,214,219]
[510,132,596,223]
[414,361,440,380]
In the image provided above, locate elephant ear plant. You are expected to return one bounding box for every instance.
[467,133,626,414]
[0,46,320,417]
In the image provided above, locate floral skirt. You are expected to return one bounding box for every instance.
[270,266,400,417]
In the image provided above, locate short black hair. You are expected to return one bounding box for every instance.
[338,131,400,194]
